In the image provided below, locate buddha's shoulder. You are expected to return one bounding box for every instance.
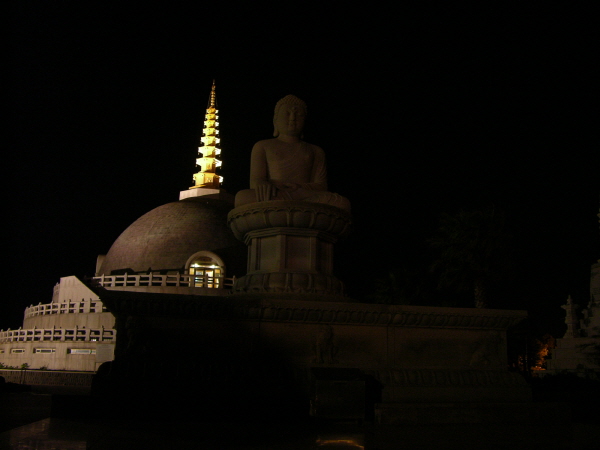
[252,138,278,150]
[252,139,324,154]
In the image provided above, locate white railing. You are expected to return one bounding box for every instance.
[0,326,116,343]
[24,300,107,319]
[90,273,235,289]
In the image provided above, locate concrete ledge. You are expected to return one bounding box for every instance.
[0,369,94,389]
[227,200,352,241]
[102,285,231,296]
[375,401,568,425]
[179,188,233,202]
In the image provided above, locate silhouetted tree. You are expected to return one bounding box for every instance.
[365,260,440,306]
[366,263,420,305]
[428,206,513,308]
[366,265,410,305]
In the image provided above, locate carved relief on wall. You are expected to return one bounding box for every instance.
[373,369,527,387]
[469,333,502,367]
[313,325,337,364]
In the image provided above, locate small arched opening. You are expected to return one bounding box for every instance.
[185,251,226,288]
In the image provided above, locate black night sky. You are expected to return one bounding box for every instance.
[8,3,599,337]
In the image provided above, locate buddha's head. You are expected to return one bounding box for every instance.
[273,95,307,138]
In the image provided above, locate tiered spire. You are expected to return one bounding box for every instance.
[191,80,222,189]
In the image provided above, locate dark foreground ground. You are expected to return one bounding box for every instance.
[1,377,599,450]
[2,416,599,450]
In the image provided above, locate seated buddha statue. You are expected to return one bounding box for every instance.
[234,95,350,212]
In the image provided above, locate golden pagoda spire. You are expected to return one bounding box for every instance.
[191,80,222,189]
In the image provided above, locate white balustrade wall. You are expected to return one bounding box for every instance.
[25,300,107,319]
[0,327,115,343]
[91,273,235,289]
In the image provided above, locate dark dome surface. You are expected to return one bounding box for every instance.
[99,197,245,275]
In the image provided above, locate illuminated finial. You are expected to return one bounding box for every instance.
[208,80,217,109]
[190,80,222,190]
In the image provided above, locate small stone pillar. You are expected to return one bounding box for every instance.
[561,295,580,338]
[227,200,352,299]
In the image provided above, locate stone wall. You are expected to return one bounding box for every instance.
[23,311,115,330]
[0,369,94,387]
[96,289,530,415]
[0,341,115,371]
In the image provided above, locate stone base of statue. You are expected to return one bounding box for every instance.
[227,200,352,299]
[92,290,554,427]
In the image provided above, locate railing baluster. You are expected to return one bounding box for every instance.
[21,272,243,321]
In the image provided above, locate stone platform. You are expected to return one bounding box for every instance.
[93,288,532,423]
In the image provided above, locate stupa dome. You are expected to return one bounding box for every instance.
[98,197,245,277]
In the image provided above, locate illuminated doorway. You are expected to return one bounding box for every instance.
[185,251,225,288]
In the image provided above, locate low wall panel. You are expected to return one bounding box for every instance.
[0,369,94,387]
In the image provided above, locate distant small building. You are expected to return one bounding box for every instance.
[547,258,600,378]
[0,276,115,371]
